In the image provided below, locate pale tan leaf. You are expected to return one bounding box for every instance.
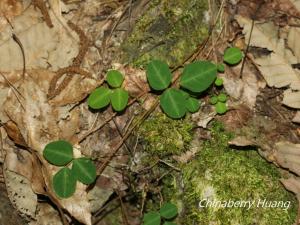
[253,53,300,88]
[29,203,63,225]
[288,27,300,63]
[236,15,300,90]
[0,6,79,72]
[282,89,300,109]
[292,111,300,123]
[2,71,92,225]
[274,142,300,176]
[3,170,37,219]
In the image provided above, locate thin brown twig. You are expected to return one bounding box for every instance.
[115,189,129,225]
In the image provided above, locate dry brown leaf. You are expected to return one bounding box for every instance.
[0,6,79,72]
[288,27,300,63]
[236,15,300,89]
[228,136,256,146]
[283,89,300,109]
[3,170,37,219]
[29,203,63,225]
[2,71,92,225]
[292,111,300,123]
[281,177,300,199]
[274,141,300,176]
[0,0,23,31]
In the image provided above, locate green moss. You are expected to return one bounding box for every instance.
[138,113,193,157]
[162,121,298,224]
[121,0,209,67]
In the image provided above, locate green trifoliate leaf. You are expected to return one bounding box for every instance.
[186,97,200,113]
[146,60,172,91]
[53,167,76,198]
[215,102,227,114]
[160,88,186,119]
[214,77,223,86]
[218,93,227,102]
[180,61,217,93]
[88,87,111,109]
[210,96,218,105]
[110,88,129,111]
[106,70,124,88]
[43,140,73,166]
[159,202,178,220]
[223,47,243,65]
[72,157,97,185]
[142,211,161,225]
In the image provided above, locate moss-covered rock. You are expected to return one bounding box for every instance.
[163,122,298,225]
[121,0,209,67]
[138,113,193,157]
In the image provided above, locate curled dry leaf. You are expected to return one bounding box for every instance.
[281,177,300,200]
[274,141,300,176]
[228,136,256,146]
[192,104,216,128]
[283,89,300,109]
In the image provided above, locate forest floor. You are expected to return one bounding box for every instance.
[0,0,300,225]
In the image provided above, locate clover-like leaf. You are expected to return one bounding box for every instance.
[215,77,223,86]
[218,93,227,102]
[110,88,129,111]
[43,140,73,166]
[72,157,97,185]
[180,61,217,93]
[159,202,178,220]
[142,211,161,225]
[223,47,243,65]
[186,97,200,113]
[88,87,111,109]
[106,70,124,88]
[210,96,218,105]
[215,102,227,114]
[160,88,186,119]
[146,60,172,91]
[53,167,76,198]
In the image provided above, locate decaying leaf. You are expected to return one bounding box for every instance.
[29,203,63,225]
[3,170,37,219]
[228,136,256,146]
[0,6,79,72]
[274,141,300,176]
[283,89,300,109]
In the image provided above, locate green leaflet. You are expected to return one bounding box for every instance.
[106,70,124,88]
[186,97,200,113]
[142,212,161,225]
[88,87,111,109]
[223,47,243,65]
[159,202,178,220]
[180,61,217,93]
[146,60,172,91]
[110,88,129,111]
[72,157,97,185]
[43,140,73,166]
[160,88,186,119]
[53,167,76,198]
